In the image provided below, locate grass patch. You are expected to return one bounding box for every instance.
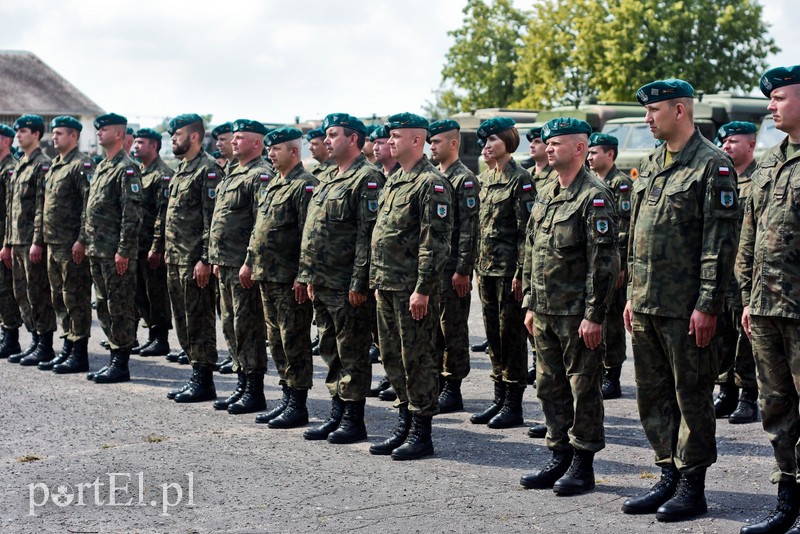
[17,455,44,463]
[144,434,167,443]
[100,444,116,449]
[640,471,658,479]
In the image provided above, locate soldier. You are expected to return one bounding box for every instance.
[519,118,619,495]
[242,127,317,428]
[306,128,335,177]
[427,119,479,413]
[160,114,221,402]
[212,122,234,174]
[622,79,739,521]
[737,66,800,534]
[712,121,759,425]
[131,128,173,358]
[368,112,452,460]
[371,125,400,177]
[298,113,383,445]
[0,125,23,358]
[586,132,633,400]
[363,124,378,165]
[469,138,494,357]
[470,117,536,429]
[83,113,143,384]
[32,116,93,373]
[4,115,57,365]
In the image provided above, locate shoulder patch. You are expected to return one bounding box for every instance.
[368,199,379,212]
[522,183,533,192]
[434,184,445,193]
[208,172,218,179]
[596,218,610,234]
[463,180,474,189]
[619,184,629,191]
[162,175,171,181]
[41,165,50,172]
[436,204,448,218]
[208,188,216,199]
[259,174,270,181]
[720,190,735,208]
[83,162,92,168]
[304,184,315,193]
[131,183,140,193]
[593,198,605,207]
[466,195,476,209]
[718,166,731,176]
[367,181,378,189]
[125,168,135,177]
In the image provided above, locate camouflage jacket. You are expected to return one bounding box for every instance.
[627,129,740,318]
[600,165,633,267]
[523,168,619,322]
[6,147,50,246]
[158,152,222,265]
[138,157,173,255]
[83,151,142,259]
[36,146,92,245]
[246,162,318,283]
[298,154,384,292]
[476,158,536,279]
[209,157,270,267]
[531,164,557,192]
[442,159,480,276]
[736,139,800,319]
[723,159,757,308]
[0,153,16,247]
[370,156,453,294]
[311,159,336,178]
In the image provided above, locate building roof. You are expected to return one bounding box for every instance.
[0,50,103,116]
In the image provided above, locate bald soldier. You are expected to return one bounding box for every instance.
[0,124,23,358]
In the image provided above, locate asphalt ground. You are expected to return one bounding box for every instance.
[0,291,778,533]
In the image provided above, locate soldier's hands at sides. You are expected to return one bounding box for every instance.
[511,278,523,302]
[212,265,219,278]
[524,310,537,336]
[193,260,211,288]
[295,280,309,304]
[579,319,603,350]
[409,291,429,321]
[239,264,253,289]
[147,251,161,270]
[307,283,315,301]
[741,306,752,340]
[29,244,43,264]
[349,290,366,307]
[114,253,129,275]
[72,241,85,265]
[0,246,10,269]
[616,269,626,290]
[452,273,470,298]
[623,300,633,333]
[689,309,717,347]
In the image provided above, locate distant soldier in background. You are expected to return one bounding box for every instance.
[0,124,23,358]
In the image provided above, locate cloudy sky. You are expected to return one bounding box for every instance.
[1,0,795,127]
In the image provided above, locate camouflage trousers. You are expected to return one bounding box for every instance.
[216,273,235,361]
[715,304,756,389]
[0,256,21,329]
[631,312,718,475]
[90,256,137,351]
[604,286,627,368]
[47,244,92,340]
[314,286,372,402]
[12,245,56,334]
[749,315,800,484]
[260,281,313,389]
[533,313,605,453]
[135,251,172,330]
[217,266,266,373]
[377,289,440,417]
[166,263,217,366]
[437,281,471,380]
[478,276,527,384]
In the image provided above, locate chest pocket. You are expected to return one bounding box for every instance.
[222,183,250,211]
[267,188,296,227]
[326,188,351,222]
[665,178,701,225]
[552,204,584,249]
[173,179,197,209]
[388,192,416,228]
[790,169,800,212]
[530,202,547,232]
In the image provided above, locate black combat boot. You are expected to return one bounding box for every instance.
[730,387,759,424]
[786,517,800,534]
[177,352,189,365]
[87,352,112,381]
[487,383,524,429]
[215,355,232,371]
[139,326,170,357]
[268,389,309,429]
[714,382,739,418]
[368,376,391,397]
[166,349,184,363]
[369,343,380,364]
[601,366,622,400]
[255,384,290,422]
[131,330,154,355]
[470,380,506,424]
[99,339,110,350]
[438,379,464,413]
[8,332,40,363]
[520,448,574,489]
[391,414,434,461]
[328,399,367,444]
[528,423,547,438]
[227,372,266,414]
[0,327,21,358]
[53,338,89,374]
[553,449,596,496]
[214,372,247,410]
[378,386,397,402]
[38,338,72,370]
[471,339,488,352]
[369,404,411,455]
[174,365,217,403]
[622,464,680,514]
[526,365,537,386]
[93,350,131,384]
[740,480,799,534]
[303,396,344,440]
[656,470,708,522]
[20,331,55,366]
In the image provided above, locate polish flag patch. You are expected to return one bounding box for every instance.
[593,198,605,207]
[83,162,92,168]
[208,172,217,179]
[434,184,445,193]
[522,183,533,192]
[464,180,474,189]
[619,184,629,191]
[125,168,134,176]
[259,174,270,181]
[305,184,315,192]
[367,181,378,189]
[718,166,730,176]
[162,175,171,181]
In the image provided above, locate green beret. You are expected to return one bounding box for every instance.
[541,117,592,143]
[265,126,303,146]
[427,119,460,141]
[49,115,83,132]
[134,128,162,141]
[365,124,380,137]
[636,78,694,105]
[717,121,757,143]
[14,114,45,132]
[369,125,389,142]
[385,112,429,131]
[322,113,366,134]
[0,124,14,138]
[93,113,127,130]
[525,127,543,142]
[232,119,268,136]
[477,117,515,140]
[760,65,800,97]
[588,132,619,148]
[126,127,134,136]
[306,128,325,141]
[211,122,233,140]
[167,113,202,135]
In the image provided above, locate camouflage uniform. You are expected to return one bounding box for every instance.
[628,130,739,474]
[5,147,56,335]
[298,154,383,401]
[157,151,220,366]
[438,160,480,380]
[0,153,21,329]
[531,164,557,192]
[736,139,800,484]
[311,159,336,178]
[209,157,267,374]
[84,151,142,350]
[523,168,619,453]
[370,156,453,416]
[36,147,93,341]
[476,158,536,385]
